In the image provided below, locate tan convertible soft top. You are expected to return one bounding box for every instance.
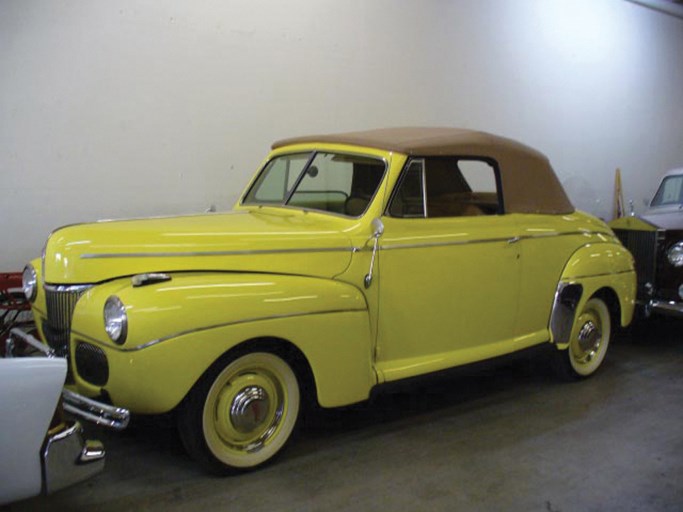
[273,127,574,215]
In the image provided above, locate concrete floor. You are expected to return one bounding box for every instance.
[7,319,683,512]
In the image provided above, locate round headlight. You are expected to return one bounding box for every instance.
[667,242,683,267]
[104,296,128,345]
[22,264,37,302]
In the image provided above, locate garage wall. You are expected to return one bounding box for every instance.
[1,0,682,270]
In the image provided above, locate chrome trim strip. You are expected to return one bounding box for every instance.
[567,269,636,280]
[80,246,359,259]
[73,307,367,352]
[380,230,606,251]
[382,236,516,250]
[76,229,608,259]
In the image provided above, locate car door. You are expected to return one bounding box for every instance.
[374,157,522,382]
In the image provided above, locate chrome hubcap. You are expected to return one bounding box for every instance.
[230,386,271,434]
[577,320,601,360]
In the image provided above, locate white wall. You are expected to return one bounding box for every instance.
[1,0,682,270]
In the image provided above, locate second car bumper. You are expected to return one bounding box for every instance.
[648,299,683,319]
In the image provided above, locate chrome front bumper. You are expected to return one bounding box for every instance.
[43,420,105,495]
[6,328,130,430]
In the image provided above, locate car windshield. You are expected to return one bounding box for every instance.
[242,152,386,216]
[651,175,683,207]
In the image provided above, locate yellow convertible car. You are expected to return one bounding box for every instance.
[22,128,636,472]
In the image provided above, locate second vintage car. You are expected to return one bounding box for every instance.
[610,168,683,319]
[21,128,636,472]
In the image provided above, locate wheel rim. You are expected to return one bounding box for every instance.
[569,298,610,376]
[202,353,299,467]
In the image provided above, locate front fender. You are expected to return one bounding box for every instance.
[70,273,374,413]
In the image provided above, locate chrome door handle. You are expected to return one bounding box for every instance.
[507,236,521,244]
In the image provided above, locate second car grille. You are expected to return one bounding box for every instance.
[43,284,91,355]
[75,341,109,386]
[613,229,659,296]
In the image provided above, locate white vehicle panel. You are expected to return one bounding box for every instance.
[0,357,66,505]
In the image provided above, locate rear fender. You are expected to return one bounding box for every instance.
[550,242,636,347]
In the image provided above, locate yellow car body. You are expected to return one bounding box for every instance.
[24,128,636,472]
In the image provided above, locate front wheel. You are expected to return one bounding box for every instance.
[553,297,612,380]
[178,351,301,473]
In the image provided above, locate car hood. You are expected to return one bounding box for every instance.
[43,209,356,283]
[642,207,683,230]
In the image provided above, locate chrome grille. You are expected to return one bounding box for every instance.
[43,284,91,356]
[613,229,658,296]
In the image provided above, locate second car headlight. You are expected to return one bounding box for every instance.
[667,242,683,267]
[104,296,128,344]
[22,264,37,302]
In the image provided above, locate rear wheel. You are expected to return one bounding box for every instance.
[178,351,300,473]
[553,297,612,380]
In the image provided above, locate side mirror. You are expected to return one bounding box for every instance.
[370,217,384,238]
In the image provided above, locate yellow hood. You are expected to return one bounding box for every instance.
[43,208,356,283]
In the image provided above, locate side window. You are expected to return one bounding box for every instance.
[388,157,501,218]
[425,157,500,217]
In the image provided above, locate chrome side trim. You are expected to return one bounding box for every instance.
[76,229,608,259]
[72,307,367,352]
[80,246,358,259]
[382,236,515,250]
[380,230,606,251]
[549,283,583,344]
[567,269,636,280]
[62,389,130,430]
